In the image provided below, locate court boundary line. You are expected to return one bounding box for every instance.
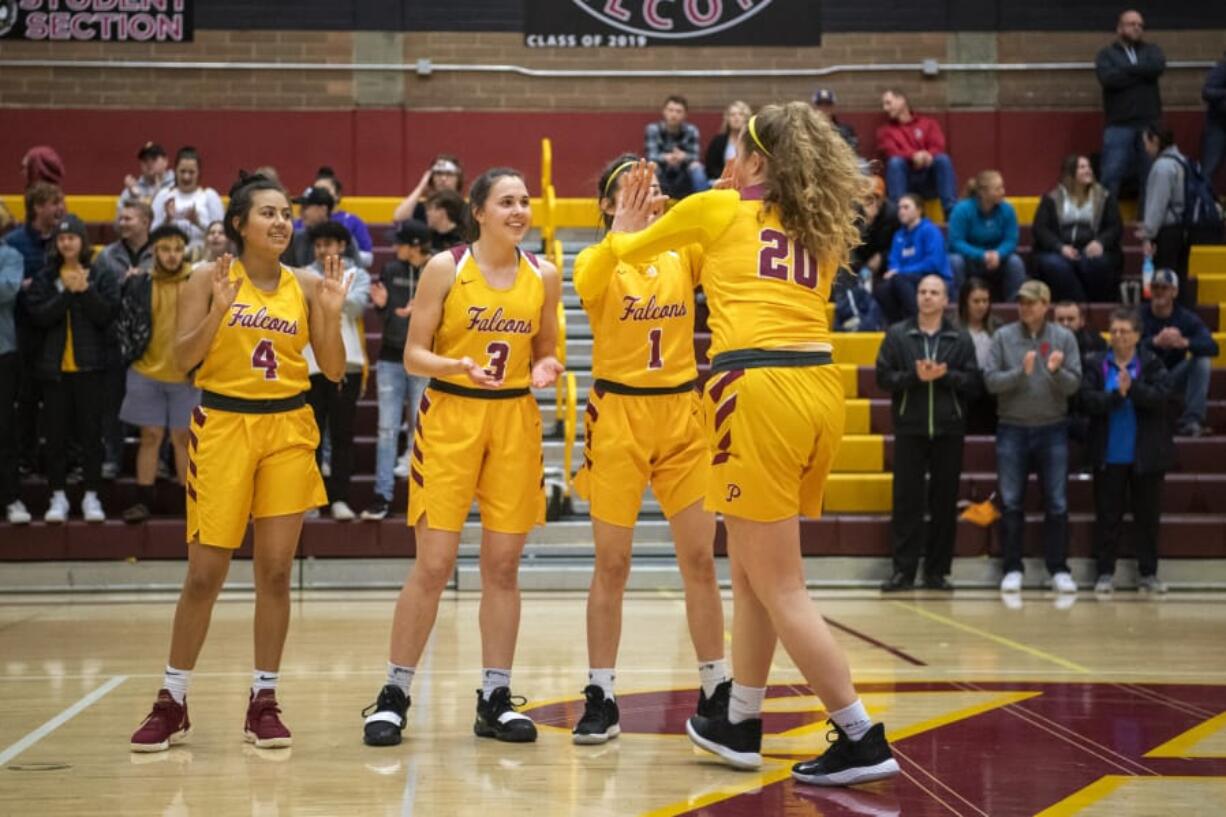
[891,602,1092,674]
[824,616,927,666]
[0,674,127,767]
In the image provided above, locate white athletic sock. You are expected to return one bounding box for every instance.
[386,662,415,696]
[251,669,279,695]
[829,698,873,741]
[698,660,729,698]
[482,668,511,700]
[727,682,766,725]
[162,665,191,704]
[588,668,616,700]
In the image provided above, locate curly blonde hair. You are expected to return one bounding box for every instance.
[744,101,871,267]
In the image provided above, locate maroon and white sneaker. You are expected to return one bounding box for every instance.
[130,690,191,752]
[243,689,292,748]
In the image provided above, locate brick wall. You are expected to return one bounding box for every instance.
[0,29,1221,112]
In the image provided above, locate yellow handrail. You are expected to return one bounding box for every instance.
[563,372,578,497]
[554,300,567,433]
[540,137,553,198]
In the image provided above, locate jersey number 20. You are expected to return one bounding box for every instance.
[758,229,818,289]
[251,339,279,380]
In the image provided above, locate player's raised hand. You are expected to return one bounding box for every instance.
[611,160,667,233]
[318,253,352,318]
[531,356,565,389]
[211,253,241,310]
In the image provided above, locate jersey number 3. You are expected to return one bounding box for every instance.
[758,229,818,289]
[251,339,279,380]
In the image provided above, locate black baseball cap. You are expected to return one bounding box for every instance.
[812,88,837,105]
[137,142,166,160]
[394,219,430,247]
[294,187,335,209]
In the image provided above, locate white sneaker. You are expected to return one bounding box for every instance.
[1051,572,1077,594]
[6,500,32,525]
[304,507,321,520]
[330,501,355,521]
[1094,575,1114,595]
[1138,576,1168,594]
[81,491,106,523]
[393,454,410,479]
[999,571,1023,593]
[320,460,332,478]
[44,491,70,524]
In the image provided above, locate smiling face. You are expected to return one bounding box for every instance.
[204,222,228,257]
[236,189,293,256]
[473,175,532,245]
[56,232,82,263]
[175,158,199,192]
[1075,156,1095,188]
[117,205,149,243]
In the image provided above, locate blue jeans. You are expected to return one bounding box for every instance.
[885,154,958,215]
[948,252,1026,301]
[1203,115,1226,184]
[1168,355,1211,428]
[1100,125,1153,208]
[873,274,920,324]
[995,422,1070,576]
[374,359,428,503]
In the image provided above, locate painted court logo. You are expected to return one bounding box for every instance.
[573,0,775,39]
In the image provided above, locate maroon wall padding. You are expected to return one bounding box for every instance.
[0,108,1214,198]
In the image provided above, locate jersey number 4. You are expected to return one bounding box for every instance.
[758,229,818,289]
[251,339,279,380]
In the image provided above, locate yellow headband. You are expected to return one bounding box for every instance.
[603,160,638,198]
[747,115,772,158]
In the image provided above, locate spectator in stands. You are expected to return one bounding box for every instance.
[1033,154,1124,303]
[1,237,28,524]
[704,100,751,181]
[21,146,64,188]
[362,220,432,521]
[310,167,374,269]
[851,176,899,284]
[984,280,1081,594]
[93,201,154,478]
[392,155,465,224]
[957,277,1000,434]
[115,225,198,524]
[812,88,859,154]
[1204,51,1226,183]
[304,221,370,522]
[150,146,224,257]
[199,220,230,265]
[1142,269,1219,437]
[118,142,174,214]
[1053,301,1108,363]
[876,274,980,592]
[26,216,119,523]
[645,95,709,198]
[1096,9,1165,205]
[877,89,957,216]
[1081,307,1173,594]
[948,170,1026,301]
[6,181,64,279]
[424,189,467,252]
[875,194,950,324]
[1139,124,1199,302]
[284,187,360,268]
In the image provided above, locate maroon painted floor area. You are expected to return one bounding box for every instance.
[526,681,1226,816]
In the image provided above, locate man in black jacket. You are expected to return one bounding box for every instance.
[1096,9,1165,206]
[875,275,981,591]
[1203,51,1226,183]
[1080,307,1173,594]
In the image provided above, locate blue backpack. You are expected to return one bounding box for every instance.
[1168,154,1223,234]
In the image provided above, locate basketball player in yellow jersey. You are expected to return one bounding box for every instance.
[130,174,351,753]
[605,103,901,787]
[567,154,727,744]
[363,168,563,747]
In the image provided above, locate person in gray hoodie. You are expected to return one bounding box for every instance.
[984,279,1082,595]
[1138,124,1192,302]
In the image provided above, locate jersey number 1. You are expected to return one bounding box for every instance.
[758,228,818,289]
[251,339,279,380]
[647,328,663,370]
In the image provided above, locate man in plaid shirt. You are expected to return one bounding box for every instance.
[644,95,710,198]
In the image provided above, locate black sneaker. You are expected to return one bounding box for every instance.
[572,685,620,744]
[473,687,537,743]
[879,572,914,592]
[791,722,900,787]
[696,679,731,719]
[923,575,953,591]
[361,497,391,521]
[685,714,762,770]
[362,685,410,746]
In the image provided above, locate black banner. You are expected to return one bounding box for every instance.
[523,0,821,48]
[0,0,193,42]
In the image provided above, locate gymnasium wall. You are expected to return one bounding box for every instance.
[1,27,1223,198]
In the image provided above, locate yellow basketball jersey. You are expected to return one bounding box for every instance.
[433,245,545,391]
[607,188,835,359]
[574,242,699,388]
[194,260,312,399]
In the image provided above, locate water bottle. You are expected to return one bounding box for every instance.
[1141,256,1154,300]
[859,266,873,292]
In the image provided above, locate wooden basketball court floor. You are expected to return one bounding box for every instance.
[2,588,1225,816]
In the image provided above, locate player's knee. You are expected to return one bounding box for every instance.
[255,560,294,593]
[593,551,632,588]
[182,564,226,600]
[480,555,521,592]
[411,558,454,596]
[677,547,717,583]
